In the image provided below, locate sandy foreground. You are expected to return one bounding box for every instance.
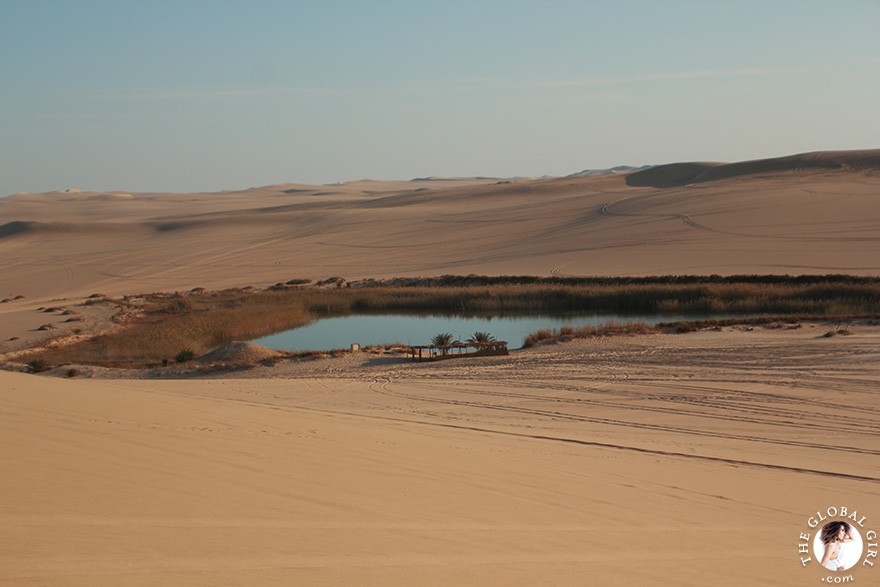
[2,154,880,584]
[2,326,879,585]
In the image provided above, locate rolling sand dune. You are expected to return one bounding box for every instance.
[2,150,880,584]
[626,149,880,187]
[2,327,879,585]
[1,150,879,312]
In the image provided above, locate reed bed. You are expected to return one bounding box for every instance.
[336,284,879,317]
[522,321,657,347]
[20,276,880,368]
[26,290,313,368]
[292,282,880,316]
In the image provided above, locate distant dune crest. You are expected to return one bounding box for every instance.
[626,149,880,187]
[2,147,880,297]
[566,165,653,178]
[0,220,36,238]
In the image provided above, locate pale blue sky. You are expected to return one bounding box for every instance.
[1,0,878,195]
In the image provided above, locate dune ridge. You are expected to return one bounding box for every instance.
[0,220,36,238]
[626,148,880,187]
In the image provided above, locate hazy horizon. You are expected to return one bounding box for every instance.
[2,0,879,196]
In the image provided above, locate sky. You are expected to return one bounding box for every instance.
[1,0,878,195]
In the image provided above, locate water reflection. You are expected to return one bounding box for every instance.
[251,312,703,352]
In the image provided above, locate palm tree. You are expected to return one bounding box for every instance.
[467,331,496,344]
[431,332,454,355]
[431,332,454,346]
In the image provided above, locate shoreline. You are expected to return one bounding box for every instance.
[3,275,879,372]
[4,317,878,381]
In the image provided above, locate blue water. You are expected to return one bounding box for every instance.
[252,312,706,351]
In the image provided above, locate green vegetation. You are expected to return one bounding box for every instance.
[430,332,455,346]
[467,331,496,343]
[19,275,880,368]
[430,332,455,355]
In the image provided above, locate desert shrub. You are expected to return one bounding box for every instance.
[160,297,196,313]
[523,328,554,347]
[65,368,78,378]
[28,358,48,373]
[523,321,655,346]
[175,349,197,363]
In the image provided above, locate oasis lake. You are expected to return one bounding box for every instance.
[251,312,712,352]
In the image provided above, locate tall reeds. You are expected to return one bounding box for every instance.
[522,321,657,347]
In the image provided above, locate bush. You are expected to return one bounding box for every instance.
[175,349,197,363]
[523,321,656,347]
[161,297,195,314]
[28,358,48,373]
[523,328,554,347]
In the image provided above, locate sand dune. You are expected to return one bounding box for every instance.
[2,150,880,584]
[626,149,880,187]
[3,326,878,585]
[1,150,879,310]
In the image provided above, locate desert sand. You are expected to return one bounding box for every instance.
[2,151,880,585]
[2,151,879,306]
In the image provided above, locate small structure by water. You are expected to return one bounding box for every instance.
[408,340,508,362]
